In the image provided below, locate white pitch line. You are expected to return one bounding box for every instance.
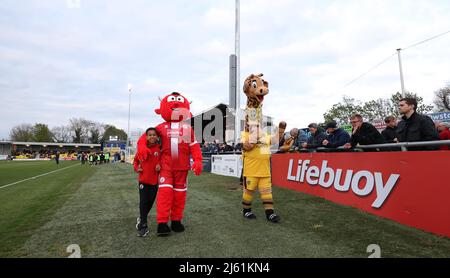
[0,163,81,190]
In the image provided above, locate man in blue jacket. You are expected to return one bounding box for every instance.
[322,121,351,149]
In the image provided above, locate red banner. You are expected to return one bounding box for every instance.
[271,151,450,237]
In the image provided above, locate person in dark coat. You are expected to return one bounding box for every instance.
[396,97,439,150]
[322,121,350,149]
[55,151,60,165]
[302,123,327,149]
[381,116,399,143]
[343,114,384,150]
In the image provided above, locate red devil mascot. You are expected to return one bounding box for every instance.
[137,92,202,236]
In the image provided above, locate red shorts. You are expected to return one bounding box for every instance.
[158,169,188,191]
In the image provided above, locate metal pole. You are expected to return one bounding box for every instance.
[127,84,132,162]
[396,48,406,97]
[234,0,241,144]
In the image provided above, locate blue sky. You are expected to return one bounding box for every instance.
[1,0,450,139]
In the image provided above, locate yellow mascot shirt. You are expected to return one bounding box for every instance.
[241,131,271,178]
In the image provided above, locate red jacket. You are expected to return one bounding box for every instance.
[439,128,450,150]
[133,143,160,184]
[137,122,202,171]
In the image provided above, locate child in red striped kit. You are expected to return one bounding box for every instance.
[133,127,161,237]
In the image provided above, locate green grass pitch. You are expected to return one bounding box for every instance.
[0,160,449,258]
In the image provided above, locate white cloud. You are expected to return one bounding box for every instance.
[1,0,449,139]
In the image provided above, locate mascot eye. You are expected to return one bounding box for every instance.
[176,96,185,103]
[167,96,176,102]
[251,81,257,89]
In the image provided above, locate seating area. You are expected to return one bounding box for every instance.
[12,150,79,160]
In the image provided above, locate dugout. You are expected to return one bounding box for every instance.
[7,141,101,156]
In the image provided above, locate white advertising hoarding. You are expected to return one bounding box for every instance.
[211,154,242,178]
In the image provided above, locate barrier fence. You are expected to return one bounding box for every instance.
[271,151,450,238]
[208,140,450,237]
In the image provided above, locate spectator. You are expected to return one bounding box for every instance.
[234,143,243,152]
[292,129,308,151]
[210,143,219,154]
[322,121,350,149]
[302,123,327,149]
[396,97,439,150]
[381,116,399,143]
[223,143,234,152]
[279,129,296,153]
[437,122,450,150]
[279,128,308,152]
[343,114,384,150]
[55,151,60,165]
[278,121,287,148]
[201,142,209,153]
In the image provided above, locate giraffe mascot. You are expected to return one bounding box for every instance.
[137,92,202,236]
[241,73,280,223]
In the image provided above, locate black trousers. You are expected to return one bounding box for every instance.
[139,183,158,224]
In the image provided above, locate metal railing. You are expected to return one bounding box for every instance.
[201,140,450,154]
[356,140,450,151]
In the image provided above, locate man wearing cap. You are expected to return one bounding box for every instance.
[322,121,350,149]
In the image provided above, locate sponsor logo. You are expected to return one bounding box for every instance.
[139,184,144,190]
[286,159,400,208]
[154,152,159,157]
[160,177,165,183]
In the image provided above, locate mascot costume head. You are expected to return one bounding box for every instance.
[155,92,193,123]
[243,73,269,143]
[243,73,269,107]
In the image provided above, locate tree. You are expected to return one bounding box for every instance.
[390,92,433,117]
[433,86,450,112]
[361,98,394,122]
[323,92,434,125]
[10,123,34,142]
[89,122,105,144]
[33,123,53,142]
[102,125,127,143]
[69,118,91,143]
[52,126,72,143]
[323,96,363,125]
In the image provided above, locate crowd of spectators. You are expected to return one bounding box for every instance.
[11,150,80,159]
[201,141,242,154]
[275,97,448,152]
[196,97,449,154]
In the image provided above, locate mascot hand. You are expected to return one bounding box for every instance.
[192,161,203,176]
